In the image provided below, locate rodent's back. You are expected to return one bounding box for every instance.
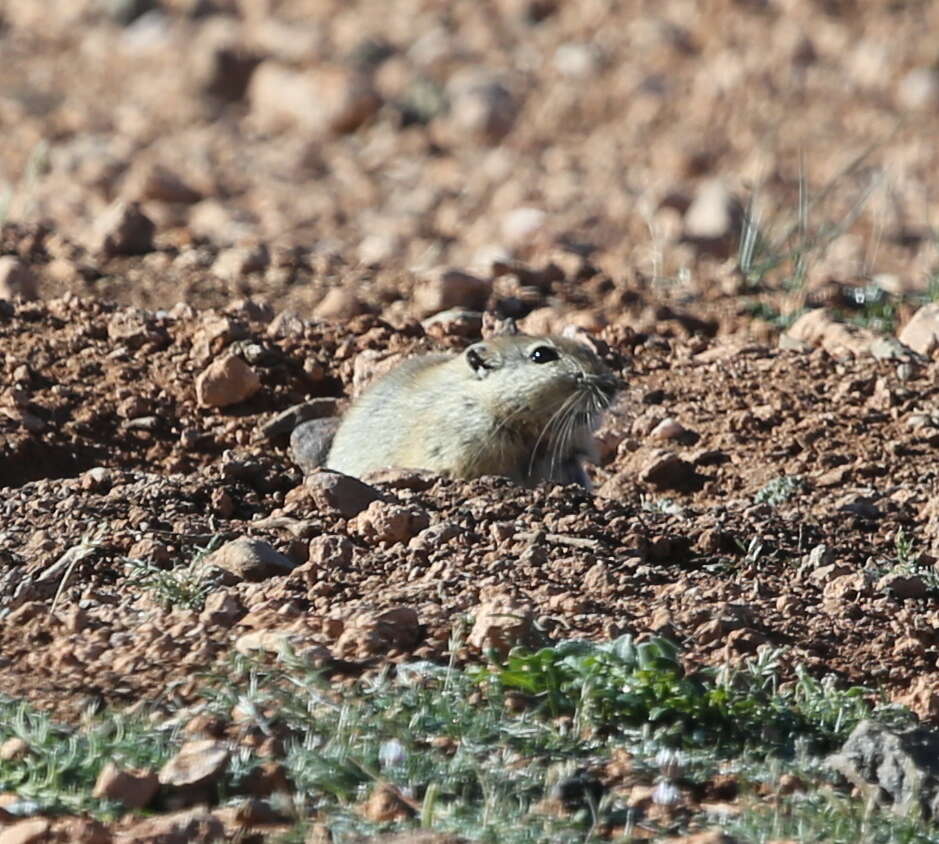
[325,353,451,478]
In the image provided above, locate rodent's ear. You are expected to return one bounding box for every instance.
[493,317,519,336]
[481,314,518,337]
[465,342,499,378]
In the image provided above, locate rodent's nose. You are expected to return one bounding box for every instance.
[598,375,623,400]
[579,372,622,402]
[589,373,626,398]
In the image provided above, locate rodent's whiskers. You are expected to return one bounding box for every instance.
[557,393,584,477]
[549,398,579,483]
[548,376,610,484]
[528,390,581,482]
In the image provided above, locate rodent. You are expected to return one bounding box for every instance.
[325,333,620,489]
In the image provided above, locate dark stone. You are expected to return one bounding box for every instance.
[827,719,939,820]
[259,398,339,442]
[550,769,605,811]
[290,417,340,473]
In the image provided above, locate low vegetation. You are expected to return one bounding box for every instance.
[0,635,927,842]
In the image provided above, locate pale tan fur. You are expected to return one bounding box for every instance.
[325,334,619,488]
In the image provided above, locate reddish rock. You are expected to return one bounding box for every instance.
[313,287,366,321]
[334,607,421,658]
[876,573,928,600]
[89,201,155,257]
[822,573,870,603]
[106,308,161,348]
[54,817,110,843]
[304,470,382,518]
[0,818,50,844]
[307,534,354,568]
[414,268,491,317]
[92,761,159,810]
[467,595,536,657]
[199,591,246,626]
[684,180,738,240]
[786,308,876,358]
[128,538,171,567]
[349,349,406,396]
[896,676,939,721]
[360,783,415,823]
[249,62,381,136]
[211,244,270,281]
[113,808,223,843]
[350,501,430,545]
[723,627,767,657]
[662,831,738,844]
[0,737,28,761]
[158,740,230,790]
[204,538,296,582]
[501,207,546,249]
[182,714,227,739]
[809,563,853,585]
[638,450,697,491]
[239,762,293,798]
[447,77,518,145]
[422,308,484,340]
[234,629,328,662]
[124,162,202,204]
[195,354,261,408]
[899,303,939,357]
[897,68,939,110]
[190,18,260,102]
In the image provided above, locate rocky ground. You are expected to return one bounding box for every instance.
[2,0,939,840]
[2,289,938,723]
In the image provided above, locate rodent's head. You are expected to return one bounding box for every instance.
[462,334,621,434]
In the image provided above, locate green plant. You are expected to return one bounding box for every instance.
[0,697,176,817]
[477,636,891,752]
[737,151,883,292]
[742,300,801,330]
[730,782,938,844]
[754,475,805,507]
[640,495,683,516]
[0,139,50,225]
[876,527,939,593]
[199,652,621,842]
[837,283,899,333]
[123,537,223,611]
[895,526,917,567]
[925,271,939,303]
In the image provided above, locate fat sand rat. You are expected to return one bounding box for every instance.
[326,331,620,489]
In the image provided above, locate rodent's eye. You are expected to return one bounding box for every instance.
[529,346,559,364]
[466,347,487,372]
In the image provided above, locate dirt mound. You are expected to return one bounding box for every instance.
[1,0,939,742]
[2,293,938,726]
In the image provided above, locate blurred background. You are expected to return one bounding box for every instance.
[1,0,938,335]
